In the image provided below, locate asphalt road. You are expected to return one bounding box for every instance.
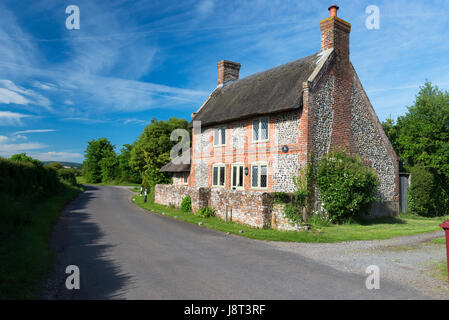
[43,185,428,299]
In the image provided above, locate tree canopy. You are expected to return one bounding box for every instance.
[382,81,449,215]
[130,117,189,188]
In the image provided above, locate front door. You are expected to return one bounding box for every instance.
[231,164,244,190]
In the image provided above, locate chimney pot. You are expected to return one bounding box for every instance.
[328,4,339,17]
[217,60,241,87]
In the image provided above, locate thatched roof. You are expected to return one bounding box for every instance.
[191,52,321,128]
[159,160,191,173]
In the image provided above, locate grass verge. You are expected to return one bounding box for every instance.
[0,184,83,299]
[430,237,447,245]
[76,176,139,187]
[438,261,448,280]
[132,194,448,243]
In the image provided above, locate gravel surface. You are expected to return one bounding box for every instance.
[267,231,449,299]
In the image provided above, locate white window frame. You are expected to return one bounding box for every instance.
[250,162,268,189]
[252,117,269,143]
[212,163,226,187]
[231,162,245,190]
[213,125,227,147]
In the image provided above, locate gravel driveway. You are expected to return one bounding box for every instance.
[267,231,449,299]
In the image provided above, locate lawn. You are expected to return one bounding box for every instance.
[132,194,449,243]
[0,184,83,299]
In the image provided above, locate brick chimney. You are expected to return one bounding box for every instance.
[321,5,357,154]
[217,60,241,87]
[320,5,351,63]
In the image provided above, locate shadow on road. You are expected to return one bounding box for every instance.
[43,185,133,299]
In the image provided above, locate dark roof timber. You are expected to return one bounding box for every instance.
[191,52,322,128]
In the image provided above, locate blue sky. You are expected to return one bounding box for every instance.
[0,0,448,162]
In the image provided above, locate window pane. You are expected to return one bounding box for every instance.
[239,166,243,187]
[253,119,259,141]
[220,166,225,186]
[221,126,226,145]
[261,118,268,140]
[261,165,267,188]
[214,128,219,145]
[252,166,258,187]
[232,166,237,187]
[213,167,218,185]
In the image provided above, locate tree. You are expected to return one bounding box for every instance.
[99,148,118,182]
[130,117,189,188]
[382,81,449,216]
[396,82,449,176]
[47,162,64,170]
[117,144,141,183]
[83,138,116,183]
[9,153,42,166]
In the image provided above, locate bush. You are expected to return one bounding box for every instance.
[283,203,302,224]
[197,207,215,218]
[56,168,77,186]
[272,192,292,204]
[180,195,192,212]
[408,166,444,217]
[0,157,61,200]
[315,150,379,223]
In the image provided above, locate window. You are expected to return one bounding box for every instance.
[182,172,188,185]
[231,163,244,190]
[251,163,268,189]
[252,117,269,142]
[212,164,226,187]
[214,125,226,146]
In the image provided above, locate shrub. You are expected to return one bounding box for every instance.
[283,203,302,224]
[180,195,192,212]
[56,168,77,186]
[315,150,379,223]
[0,157,61,200]
[272,192,292,204]
[408,166,444,217]
[197,207,215,218]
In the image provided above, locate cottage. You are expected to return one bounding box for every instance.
[156,5,399,228]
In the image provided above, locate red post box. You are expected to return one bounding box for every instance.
[439,220,449,282]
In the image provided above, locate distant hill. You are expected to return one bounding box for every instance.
[42,161,82,169]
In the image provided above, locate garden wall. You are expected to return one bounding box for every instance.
[154,184,272,228]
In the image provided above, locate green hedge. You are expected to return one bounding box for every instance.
[56,168,77,186]
[0,158,61,199]
[408,166,448,217]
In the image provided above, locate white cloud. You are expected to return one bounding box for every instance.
[123,118,148,125]
[0,142,46,158]
[32,81,57,91]
[14,129,56,135]
[0,80,51,110]
[0,111,31,126]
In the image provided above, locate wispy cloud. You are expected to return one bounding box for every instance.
[0,80,51,110]
[0,142,46,158]
[13,129,56,134]
[0,111,31,126]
